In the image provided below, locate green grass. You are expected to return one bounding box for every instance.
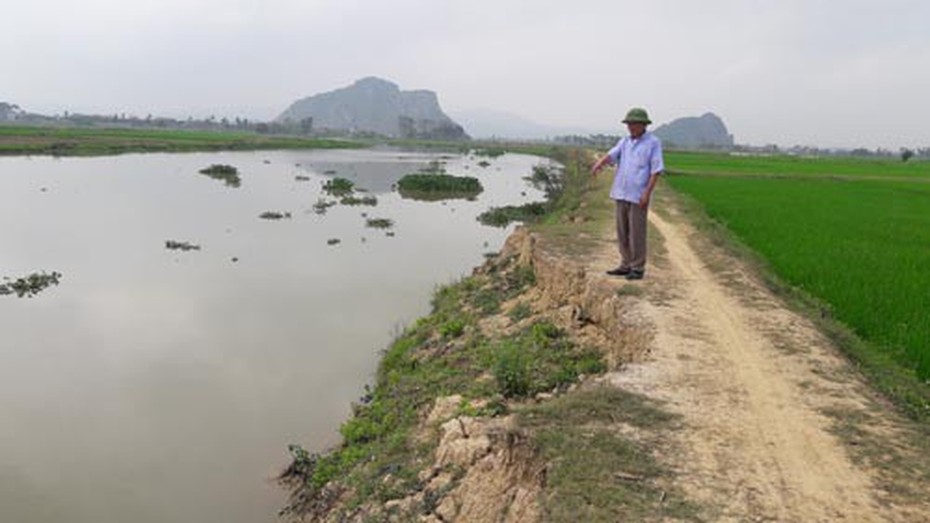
[517,387,698,522]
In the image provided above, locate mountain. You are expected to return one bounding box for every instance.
[652,113,734,149]
[0,102,23,121]
[450,109,604,140]
[276,77,468,140]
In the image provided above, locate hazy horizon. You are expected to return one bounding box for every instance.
[4,0,930,149]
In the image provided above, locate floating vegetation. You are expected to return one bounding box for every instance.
[0,271,62,298]
[365,217,394,229]
[323,169,337,175]
[312,198,337,215]
[396,173,483,201]
[477,160,491,168]
[295,175,311,181]
[477,202,548,227]
[165,240,201,251]
[198,164,241,188]
[327,238,341,246]
[339,194,378,206]
[322,177,354,197]
[259,211,292,220]
[386,231,396,237]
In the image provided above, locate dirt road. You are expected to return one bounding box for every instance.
[598,200,930,522]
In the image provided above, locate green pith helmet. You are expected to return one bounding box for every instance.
[622,107,651,125]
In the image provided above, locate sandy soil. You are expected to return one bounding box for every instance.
[594,202,930,522]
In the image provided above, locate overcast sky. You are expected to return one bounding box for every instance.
[3,0,929,148]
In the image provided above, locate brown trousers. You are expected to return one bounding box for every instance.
[615,200,649,271]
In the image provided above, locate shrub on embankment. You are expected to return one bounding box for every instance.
[277,254,606,519]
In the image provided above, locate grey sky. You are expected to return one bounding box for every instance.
[3,0,929,148]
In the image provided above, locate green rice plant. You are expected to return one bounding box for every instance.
[664,150,930,180]
[668,174,930,383]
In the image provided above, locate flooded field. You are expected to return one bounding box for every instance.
[0,148,547,523]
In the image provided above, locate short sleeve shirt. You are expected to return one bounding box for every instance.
[607,131,664,203]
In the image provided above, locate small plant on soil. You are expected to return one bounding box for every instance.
[439,318,466,339]
[508,302,532,322]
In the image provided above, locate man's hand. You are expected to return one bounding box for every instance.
[639,191,651,209]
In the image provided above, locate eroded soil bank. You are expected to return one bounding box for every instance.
[281,170,930,522]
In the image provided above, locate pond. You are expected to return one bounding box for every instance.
[0,148,550,523]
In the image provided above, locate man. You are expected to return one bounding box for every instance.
[590,107,665,280]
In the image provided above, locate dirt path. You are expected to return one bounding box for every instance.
[594,201,930,522]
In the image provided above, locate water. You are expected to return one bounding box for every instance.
[0,148,548,523]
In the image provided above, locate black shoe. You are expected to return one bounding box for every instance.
[625,270,645,280]
[606,266,631,276]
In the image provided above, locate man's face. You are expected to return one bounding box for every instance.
[627,122,646,138]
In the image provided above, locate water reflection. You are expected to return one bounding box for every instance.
[0,148,549,523]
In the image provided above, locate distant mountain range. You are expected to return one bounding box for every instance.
[452,108,734,149]
[449,109,605,140]
[6,82,735,149]
[277,77,468,140]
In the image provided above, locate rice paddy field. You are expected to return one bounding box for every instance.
[663,151,930,406]
[0,125,358,155]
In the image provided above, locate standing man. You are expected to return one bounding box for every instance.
[591,107,664,280]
